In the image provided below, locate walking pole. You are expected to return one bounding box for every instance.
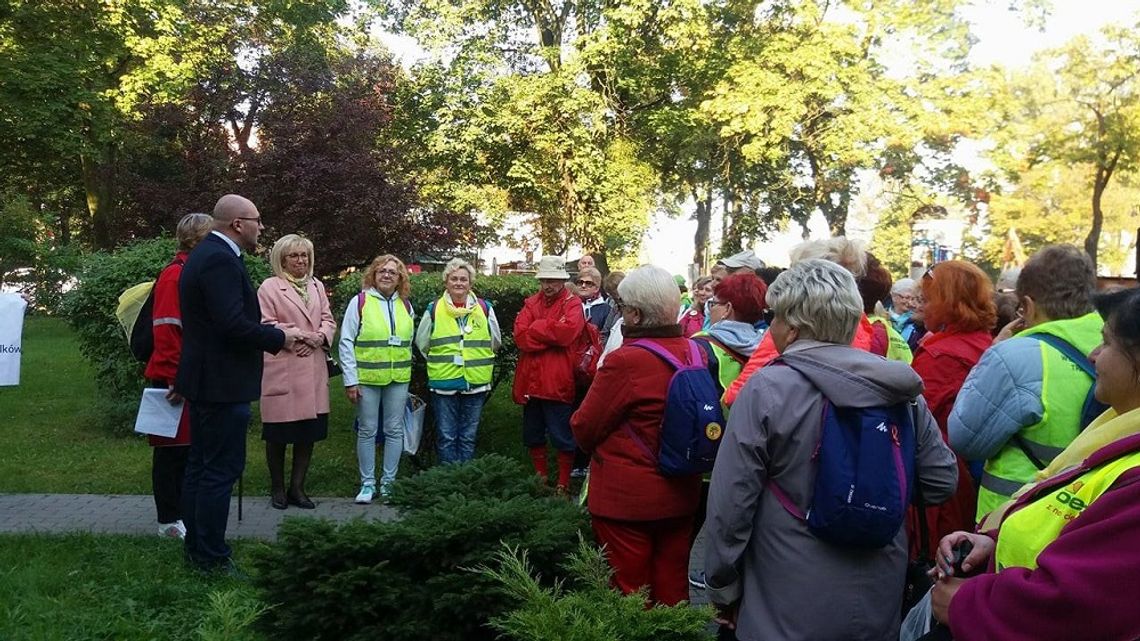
[238,473,244,521]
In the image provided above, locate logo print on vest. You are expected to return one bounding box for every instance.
[705,422,723,441]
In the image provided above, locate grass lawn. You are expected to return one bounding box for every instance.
[0,533,268,641]
[0,316,527,496]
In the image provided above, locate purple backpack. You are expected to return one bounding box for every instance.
[621,339,726,476]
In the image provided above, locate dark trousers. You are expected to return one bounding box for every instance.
[152,445,189,523]
[182,401,250,568]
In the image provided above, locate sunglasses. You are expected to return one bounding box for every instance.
[575,279,597,286]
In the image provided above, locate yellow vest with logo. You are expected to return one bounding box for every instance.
[978,315,1104,519]
[355,293,414,386]
[994,450,1140,570]
[425,296,494,390]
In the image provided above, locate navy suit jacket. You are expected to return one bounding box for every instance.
[175,233,285,403]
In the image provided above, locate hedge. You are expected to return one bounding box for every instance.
[250,455,589,641]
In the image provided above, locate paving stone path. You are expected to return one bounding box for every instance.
[0,493,399,541]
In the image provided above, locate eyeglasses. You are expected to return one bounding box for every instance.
[285,253,308,260]
[234,216,262,223]
[377,269,399,276]
[575,279,597,287]
[709,299,728,307]
[923,265,936,280]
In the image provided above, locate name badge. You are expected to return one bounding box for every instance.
[453,355,464,365]
[462,323,473,335]
[387,336,402,346]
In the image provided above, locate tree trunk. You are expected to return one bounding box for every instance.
[1086,145,1122,270]
[692,185,712,270]
[81,144,117,250]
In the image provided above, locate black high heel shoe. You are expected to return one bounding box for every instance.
[287,490,315,509]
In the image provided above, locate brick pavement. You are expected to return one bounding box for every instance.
[0,493,399,541]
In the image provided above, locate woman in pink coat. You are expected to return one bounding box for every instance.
[258,234,337,510]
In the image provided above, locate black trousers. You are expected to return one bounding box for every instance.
[152,445,189,523]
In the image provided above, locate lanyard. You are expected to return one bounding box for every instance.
[384,296,396,334]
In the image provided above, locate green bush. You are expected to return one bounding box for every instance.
[483,539,716,640]
[61,238,272,433]
[331,271,538,391]
[250,455,588,641]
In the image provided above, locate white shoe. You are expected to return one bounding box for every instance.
[355,484,376,504]
[158,520,186,539]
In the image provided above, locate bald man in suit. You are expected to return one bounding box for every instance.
[175,194,302,574]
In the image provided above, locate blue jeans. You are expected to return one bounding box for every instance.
[182,401,250,568]
[357,382,408,488]
[432,391,487,464]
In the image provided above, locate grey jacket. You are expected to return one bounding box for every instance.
[704,340,958,641]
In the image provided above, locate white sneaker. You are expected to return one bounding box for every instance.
[158,520,186,539]
[355,484,376,504]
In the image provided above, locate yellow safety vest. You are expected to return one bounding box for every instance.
[355,293,414,386]
[994,450,1140,570]
[869,315,913,364]
[425,296,495,390]
[978,314,1104,519]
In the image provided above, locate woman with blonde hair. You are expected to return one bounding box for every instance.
[257,234,337,510]
[415,258,501,464]
[338,254,415,503]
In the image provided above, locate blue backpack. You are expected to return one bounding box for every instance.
[621,339,726,476]
[768,359,919,549]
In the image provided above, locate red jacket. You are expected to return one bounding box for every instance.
[570,329,702,521]
[143,252,190,447]
[512,288,586,405]
[907,328,991,557]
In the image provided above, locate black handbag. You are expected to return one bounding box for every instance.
[326,355,343,378]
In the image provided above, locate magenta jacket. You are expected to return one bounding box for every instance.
[949,432,1140,641]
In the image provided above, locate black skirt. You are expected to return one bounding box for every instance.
[262,413,329,444]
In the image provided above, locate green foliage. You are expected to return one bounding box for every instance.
[0,194,38,284]
[61,238,272,432]
[385,453,547,510]
[249,456,589,641]
[868,198,913,280]
[481,538,716,640]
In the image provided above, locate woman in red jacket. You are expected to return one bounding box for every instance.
[571,265,702,606]
[907,260,997,556]
[143,213,213,539]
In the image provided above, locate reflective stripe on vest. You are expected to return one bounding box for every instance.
[977,329,1099,520]
[994,450,1140,570]
[354,294,414,386]
[425,296,494,389]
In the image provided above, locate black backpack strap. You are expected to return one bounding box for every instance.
[692,337,722,392]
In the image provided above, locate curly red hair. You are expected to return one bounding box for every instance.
[713,272,768,324]
[922,261,997,333]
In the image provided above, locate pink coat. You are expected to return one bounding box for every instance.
[258,276,337,423]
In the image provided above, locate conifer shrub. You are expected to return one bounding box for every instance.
[250,456,588,641]
[482,538,716,640]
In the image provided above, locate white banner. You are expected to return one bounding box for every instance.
[0,293,28,386]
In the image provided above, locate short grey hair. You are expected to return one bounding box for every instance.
[443,257,476,283]
[766,259,863,344]
[789,237,867,279]
[617,265,681,327]
[176,213,213,251]
[891,278,916,296]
